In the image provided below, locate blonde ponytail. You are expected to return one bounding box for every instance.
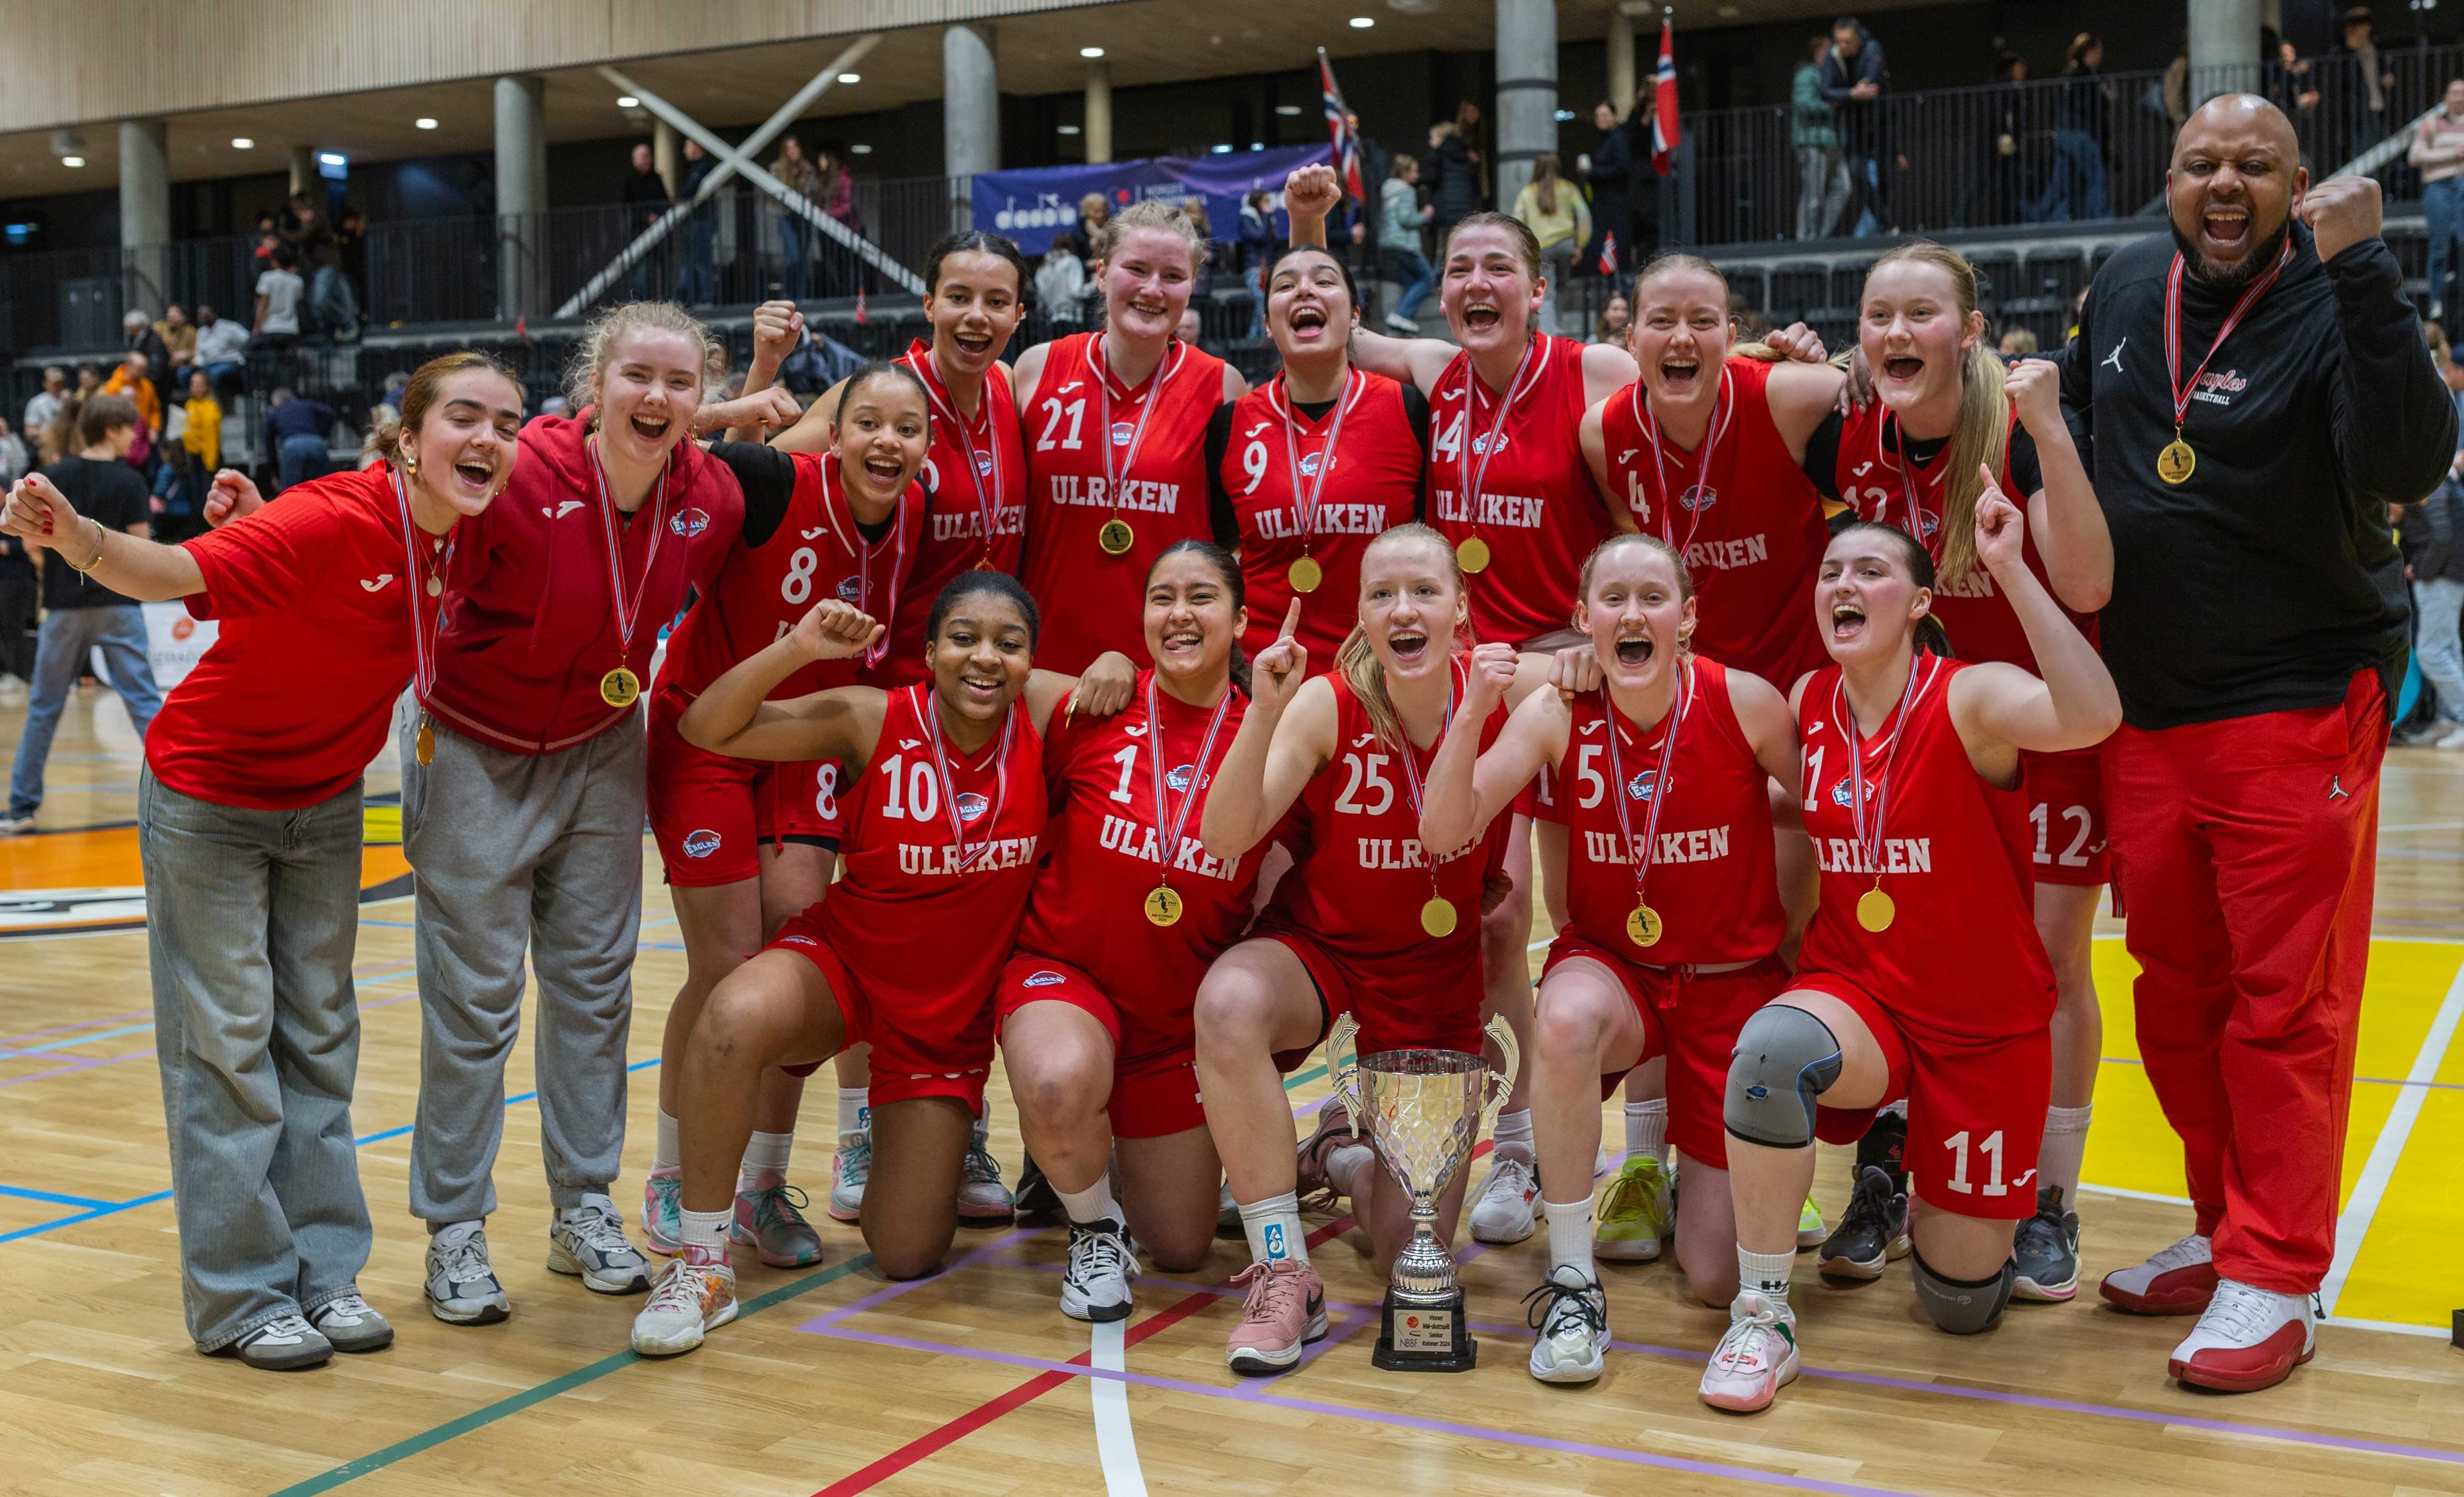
[1865,240,2006,589]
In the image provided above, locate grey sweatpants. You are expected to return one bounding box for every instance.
[400,710,646,1226]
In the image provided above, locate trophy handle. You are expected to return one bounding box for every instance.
[1478,1013,1520,1140]
[1326,1012,1363,1137]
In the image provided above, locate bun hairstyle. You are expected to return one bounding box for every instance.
[1093,198,1213,271]
[1441,211,1545,281]
[1863,240,2006,592]
[1835,520,1955,657]
[368,351,523,470]
[1148,539,1252,692]
[1336,521,1468,750]
[926,568,1041,650]
[565,300,715,413]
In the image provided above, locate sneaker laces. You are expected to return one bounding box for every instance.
[1296,1114,1363,1211]
[314,1292,373,1323]
[1600,1158,1665,1221]
[251,1312,318,1343]
[1838,1165,1895,1236]
[561,1204,635,1256]
[645,1259,720,1314]
[963,1142,1004,1187]
[1713,1299,1790,1373]
[836,1136,872,1185]
[745,1184,813,1231]
[1229,1258,1307,1321]
[1521,1274,1607,1338]
[2145,1232,2211,1273]
[433,1232,493,1283]
[2014,1185,2067,1256]
[1068,1220,1135,1281]
[1480,1153,1537,1205]
[2198,1279,2294,1342]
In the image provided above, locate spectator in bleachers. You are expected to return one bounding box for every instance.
[1037,240,1090,325]
[2268,40,2323,167]
[1582,100,1637,273]
[1794,36,1850,238]
[23,368,66,449]
[1455,99,1490,202]
[2410,79,2464,321]
[1377,155,1436,332]
[1955,52,2028,229]
[155,306,196,385]
[2335,7,2396,164]
[1349,112,1393,253]
[1178,305,1203,351]
[123,310,172,414]
[0,417,25,489]
[1239,190,1274,336]
[678,138,719,307]
[2034,34,2114,223]
[765,135,819,301]
[262,387,334,493]
[182,372,221,479]
[1425,120,1481,246]
[2000,326,2040,356]
[1821,15,1892,235]
[103,354,162,470]
[622,143,672,298]
[1064,192,1110,268]
[816,145,860,235]
[255,244,305,347]
[1513,154,1591,335]
[1592,291,1630,346]
[2400,324,2464,745]
[190,307,247,401]
[286,192,359,341]
[74,366,101,396]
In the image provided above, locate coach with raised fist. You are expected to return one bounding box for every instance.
[2061,93,2455,1393]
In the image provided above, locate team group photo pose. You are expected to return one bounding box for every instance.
[2,16,2460,1491]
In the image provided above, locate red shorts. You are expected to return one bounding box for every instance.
[2021,746,2107,888]
[1542,939,1787,1171]
[764,908,991,1110]
[1254,922,1486,1071]
[993,955,1204,1139]
[647,687,842,888]
[1512,760,1564,825]
[1792,971,2051,1222]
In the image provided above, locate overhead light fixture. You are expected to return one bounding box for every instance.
[415,117,438,130]
[1349,14,1375,26]
[850,143,873,154]
[1275,104,1304,115]
[1210,143,1233,154]
[1059,124,1082,135]
[1555,108,1578,121]
[61,156,85,168]
[1081,46,1105,57]
[319,152,346,167]
[617,95,640,108]
[231,136,254,149]
[838,72,862,83]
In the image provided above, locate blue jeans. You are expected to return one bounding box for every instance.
[2031,130,2110,223]
[141,769,372,1351]
[278,432,326,491]
[774,216,808,300]
[2417,575,2464,723]
[2426,178,2463,314]
[10,603,160,817]
[679,217,717,305]
[1381,247,1436,322]
[1246,264,1266,339]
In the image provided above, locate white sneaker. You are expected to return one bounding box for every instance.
[956,1134,1015,1224]
[828,1133,869,1222]
[1384,312,1420,333]
[547,1197,652,1294]
[309,1291,394,1352]
[1467,1148,1539,1245]
[425,1225,511,1325]
[0,675,25,706]
[630,1251,739,1357]
[2098,1231,2216,1315]
[0,813,33,836]
[2435,725,2464,750]
[1524,1264,1610,1385]
[2167,1278,2316,1393]
[230,1312,333,1370]
[1059,1217,1139,1323]
[1698,1291,1801,1413]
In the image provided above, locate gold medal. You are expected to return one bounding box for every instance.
[1288,554,1323,594]
[2156,439,2195,486]
[1144,885,1184,927]
[1856,885,1896,933]
[415,717,435,766]
[426,575,442,597]
[1098,518,1135,555]
[1420,895,1458,938]
[1455,535,1491,574]
[599,666,641,709]
[1626,902,1663,948]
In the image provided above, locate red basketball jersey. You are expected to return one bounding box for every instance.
[1426,333,1608,646]
[1019,333,1226,674]
[1832,402,2094,672]
[817,686,1048,1029]
[1219,371,1424,673]
[1603,360,1831,689]
[1014,670,1267,1065]
[1266,658,1510,974]
[1558,658,1782,966]
[872,341,1029,687]
[657,452,926,700]
[1795,657,2054,1040]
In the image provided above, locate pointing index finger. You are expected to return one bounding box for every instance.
[1281,597,1303,639]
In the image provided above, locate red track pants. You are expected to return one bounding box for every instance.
[2102,670,2385,1295]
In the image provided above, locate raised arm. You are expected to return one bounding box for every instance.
[1424,660,1567,857]
[1282,165,1456,394]
[727,301,806,442]
[2303,180,2461,505]
[771,376,848,456]
[1947,482,2122,758]
[679,599,889,762]
[1,472,202,599]
[2005,358,2112,612]
[1200,600,1334,859]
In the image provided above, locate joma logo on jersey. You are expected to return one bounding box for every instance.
[670,507,711,537]
[682,828,723,859]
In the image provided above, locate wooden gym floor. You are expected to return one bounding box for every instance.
[2,682,2460,1497]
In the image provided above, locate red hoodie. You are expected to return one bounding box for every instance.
[425,409,745,754]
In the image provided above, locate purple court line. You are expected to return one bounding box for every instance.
[812,1321,1926,1497]
[794,1226,1038,1334]
[0,992,421,1090]
[0,1007,154,1047]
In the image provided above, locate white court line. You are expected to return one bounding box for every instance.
[2320,952,2464,1317]
[1089,1317,1150,1497]
[2076,1181,2194,1207]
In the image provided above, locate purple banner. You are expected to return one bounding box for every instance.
[972,144,1335,255]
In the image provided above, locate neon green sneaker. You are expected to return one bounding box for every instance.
[1594,1156,1672,1262]
[1797,1194,1827,1249]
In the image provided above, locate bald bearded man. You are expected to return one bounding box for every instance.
[2060,96,2455,1393]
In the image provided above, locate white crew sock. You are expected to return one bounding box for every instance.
[1238,1191,1309,1266]
[1738,1244,1796,1303]
[740,1130,793,1191]
[654,1108,681,1173]
[1059,1179,1122,1227]
[1492,1109,1535,1157]
[2038,1104,2093,1207]
[1543,1196,1596,1280]
[837,1088,870,1146]
[1623,1099,1669,1168]
[681,1205,732,1254]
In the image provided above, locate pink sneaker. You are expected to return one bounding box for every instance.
[733,1182,824,1268]
[641,1169,682,1257]
[1224,1258,1327,1374]
[1699,1291,1801,1414]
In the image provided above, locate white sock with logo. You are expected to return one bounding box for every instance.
[2039,1104,2093,1207]
[1738,1245,1796,1305]
[681,1206,732,1254]
[836,1088,869,1146]
[1238,1192,1309,1267]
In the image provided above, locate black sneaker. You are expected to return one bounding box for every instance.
[1818,1164,1912,1281]
[1013,1154,1066,1229]
[2012,1184,2081,1301]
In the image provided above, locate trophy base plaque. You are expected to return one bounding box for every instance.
[1372,1291,1477,1373]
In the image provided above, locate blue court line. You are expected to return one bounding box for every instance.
[0,1183,118,1209]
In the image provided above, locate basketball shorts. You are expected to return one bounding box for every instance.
[764,907,991,1109]
[1253,920,1486,1072]
[2022,746,2108,888]
[648,687,841,888]
[1511,758,1564,825]
[995,955,1205,1139]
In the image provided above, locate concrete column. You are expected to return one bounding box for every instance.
[1085,60,1113,165]
[945,23,999,233]
[1494,0,1559,212]
[119,118,170,319]
[494,74,548,320]
[653,117,681,198]
[1606,8,1637,119]
[288,144,316,198]
[2187,0,2263,111]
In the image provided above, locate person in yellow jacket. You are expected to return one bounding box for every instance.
[1512,154,1592,336]
[181,371,221,474]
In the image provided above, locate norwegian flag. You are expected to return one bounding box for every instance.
[854,287,868,325]
[1598,232,1618,277]
[1651,20,1680,176]
[1318,48,1366,205]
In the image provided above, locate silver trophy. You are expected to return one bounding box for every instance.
[1326,1010,1520,1372]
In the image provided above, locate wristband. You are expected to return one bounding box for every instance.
[62,515,107,573]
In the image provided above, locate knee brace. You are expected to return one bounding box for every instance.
[1723,1005,1843,1148]
[1912,1249,2016,1335]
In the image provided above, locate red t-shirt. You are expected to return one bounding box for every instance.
[1018,333,1226,674]
[148,466,437,809]
[875,340,1028,687]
